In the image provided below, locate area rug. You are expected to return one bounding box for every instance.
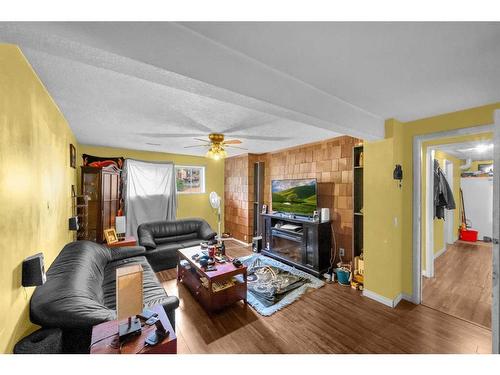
[239,254,324,316]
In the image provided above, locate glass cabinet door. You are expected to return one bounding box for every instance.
[82,170,99,241]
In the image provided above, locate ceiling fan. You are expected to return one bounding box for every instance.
[183,133,248,160]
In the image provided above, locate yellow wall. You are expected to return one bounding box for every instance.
[0,45,77,353]
[363,136,403,299]
[364,103,499,300]
[77,145,225,232]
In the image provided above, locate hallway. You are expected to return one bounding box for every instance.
[422,240,492,328]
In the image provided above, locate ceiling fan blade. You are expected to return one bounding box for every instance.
[138,133,205,138]
[184,145,209,149]
[193,138,211,143]
[223,139,242,145]
[220,116,276,134]
[225,145,248,150]
[227,134,292,141]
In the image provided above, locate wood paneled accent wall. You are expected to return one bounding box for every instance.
[224,135,362,262]
[224,154,258,243]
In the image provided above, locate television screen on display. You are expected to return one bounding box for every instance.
[271,178,317,216]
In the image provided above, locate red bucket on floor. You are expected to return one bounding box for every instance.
[460,229,478,242]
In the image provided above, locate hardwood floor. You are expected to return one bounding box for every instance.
[157,240,491,354]
[422,240,492,329]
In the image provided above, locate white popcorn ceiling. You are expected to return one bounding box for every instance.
[435,140,494,162]
[1,22,499,156]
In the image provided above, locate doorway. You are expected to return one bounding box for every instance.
[411,123,499,351]
[421,139,494,328]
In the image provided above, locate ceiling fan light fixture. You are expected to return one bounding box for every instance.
[206,146,226,160]
[475,143,493,153]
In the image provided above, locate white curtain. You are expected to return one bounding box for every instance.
[122,159,176,237]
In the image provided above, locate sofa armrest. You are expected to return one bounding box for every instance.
[198,221,217,240]
[161,296,180,331]
[109,246,146,261]
[137,226,157,249]
[162,295,180,311]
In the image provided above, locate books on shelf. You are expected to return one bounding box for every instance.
[279,224,301,231]
[212,279,235,292]
[199,276,236,292]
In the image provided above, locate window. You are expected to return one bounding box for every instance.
[175,165,205,194]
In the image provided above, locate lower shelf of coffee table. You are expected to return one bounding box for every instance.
[178,265,247,312]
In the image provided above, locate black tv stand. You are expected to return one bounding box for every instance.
[261,213,332,278]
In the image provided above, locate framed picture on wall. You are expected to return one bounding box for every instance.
[478,163,493,173]
[69,144,76,168]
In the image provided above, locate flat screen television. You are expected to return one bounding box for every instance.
[271,178,317,216]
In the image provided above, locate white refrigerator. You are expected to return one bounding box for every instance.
[461,177,493,239]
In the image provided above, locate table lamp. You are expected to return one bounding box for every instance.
[116,264,143,341]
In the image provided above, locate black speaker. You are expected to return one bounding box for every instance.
[22,253,46,287]
[68,216,79,231]
[252,236,262,253]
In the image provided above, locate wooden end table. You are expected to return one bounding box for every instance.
[107,236,137,248]
[90,304,176,354]
[177,246,247,312]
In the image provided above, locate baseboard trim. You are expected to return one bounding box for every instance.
[393,293,403,307]
[223,237,252,246]
[435,246,447,259]
[402,293,416,304]
[363,289,404,308]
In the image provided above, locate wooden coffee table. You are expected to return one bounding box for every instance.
[177,246,247,312]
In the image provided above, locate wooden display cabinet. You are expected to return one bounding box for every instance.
[81,165,121,243]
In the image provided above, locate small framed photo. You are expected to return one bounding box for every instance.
[478,163,493,173]
[104,228,119,244]
[261,204,268,214]
[69,144,76,168]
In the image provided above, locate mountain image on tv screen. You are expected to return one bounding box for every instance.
[271,178,317,216]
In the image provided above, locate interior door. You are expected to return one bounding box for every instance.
[493,110,499,353]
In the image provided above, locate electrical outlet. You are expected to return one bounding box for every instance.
[339,248,345,257]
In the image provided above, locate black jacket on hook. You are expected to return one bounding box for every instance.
[434,159,456,219]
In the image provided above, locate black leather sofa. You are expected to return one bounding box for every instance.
[137,218,217,271]
[30,240,179,353]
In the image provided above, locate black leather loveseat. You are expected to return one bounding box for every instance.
[137,218,217,271]
[30,240,179,353]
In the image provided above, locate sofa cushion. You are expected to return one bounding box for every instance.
[155,243,182,253]
[179,239,204,248]
[144,243,181,272]
[109,246,146,261]
[155,232,198,245]
[30,241,115,329]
